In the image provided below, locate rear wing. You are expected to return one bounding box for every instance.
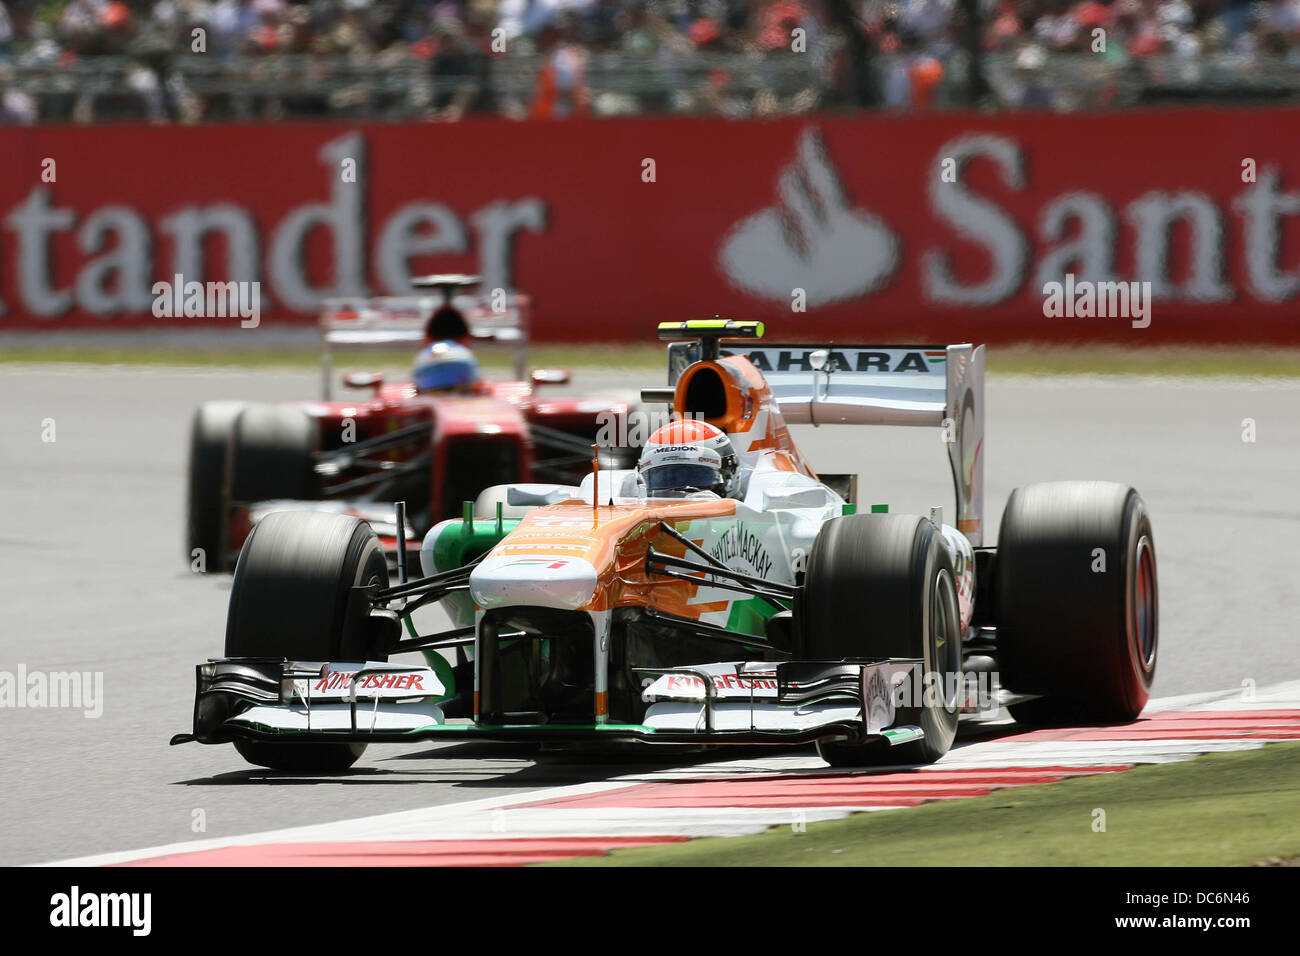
[317,292,530,398]
[667,341,985,545]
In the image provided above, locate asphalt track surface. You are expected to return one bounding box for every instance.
[1,363,1297,865]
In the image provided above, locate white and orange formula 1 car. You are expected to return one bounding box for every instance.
[174,320,1158,771]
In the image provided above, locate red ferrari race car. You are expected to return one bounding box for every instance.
[185,276,638,572]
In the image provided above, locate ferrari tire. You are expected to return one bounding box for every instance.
[803,513,962,766]
[995,481,1157,726]
[228,403,319,505]
[604,402,651,469]
[225,511,389,772]
[186,401,245,573]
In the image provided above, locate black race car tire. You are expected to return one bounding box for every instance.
[226,511,389,772]
[228,403,319,505]
[803,513,962,766]
[996,481,1158,726]
[186,401,245,573]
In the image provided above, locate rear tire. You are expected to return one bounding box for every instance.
[802,514,962,766]
[996,481,1158,725]
[186,401,245,573]
[225,511,389,772]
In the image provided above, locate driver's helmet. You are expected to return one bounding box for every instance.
[413,340,479,392]
[637,420,739,498]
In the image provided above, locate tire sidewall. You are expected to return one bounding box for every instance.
[1118,493,1158,711]
[186,401,245,569]
[895,529,960,760]
[914,556,962,757]
[805,515,962,764]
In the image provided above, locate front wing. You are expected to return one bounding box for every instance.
[172,657,925,749]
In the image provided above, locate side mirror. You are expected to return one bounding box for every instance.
[530,368,571,387]
[343,371,385,392]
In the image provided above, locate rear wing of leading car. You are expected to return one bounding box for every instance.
[318,280,530,398]
[666,339,985,545]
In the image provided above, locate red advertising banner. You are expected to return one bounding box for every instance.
[2,109,1298,343]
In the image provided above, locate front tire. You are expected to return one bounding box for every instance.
[228,403,319,506]
[802,514,962,766]
[186,401,245,573]
[225,511,389,772]
[996,481,1158,725]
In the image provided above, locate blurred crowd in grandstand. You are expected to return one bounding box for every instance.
[0,0,1297,122]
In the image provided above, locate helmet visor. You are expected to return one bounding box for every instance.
[642,463,720,497]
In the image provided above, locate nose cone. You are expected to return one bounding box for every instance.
[470,555,599,611]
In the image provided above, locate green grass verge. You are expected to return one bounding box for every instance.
[544,741,1300,866]
[0,344,665,372]
[3,343,1300,377]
